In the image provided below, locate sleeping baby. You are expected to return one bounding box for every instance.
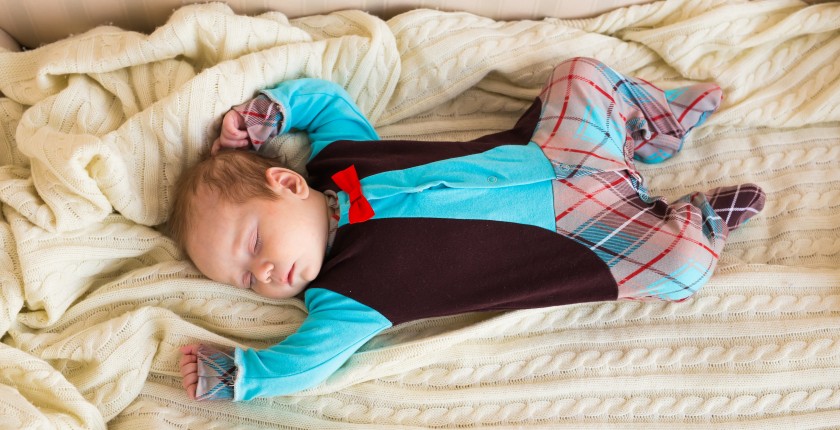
[168,57,766,401]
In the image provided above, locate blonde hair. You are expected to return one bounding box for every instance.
[168,151,283,250]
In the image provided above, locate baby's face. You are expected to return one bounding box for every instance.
[184,171,329,299]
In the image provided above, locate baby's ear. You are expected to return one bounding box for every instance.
[265,167,310,199]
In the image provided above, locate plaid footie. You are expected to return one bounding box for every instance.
[533,57,761,301]
[705,184,766,232]
[231,94,285,150]
[195,344,237,401]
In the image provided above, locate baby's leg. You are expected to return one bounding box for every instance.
[536,57,763,300]
[631,82,723,164]
[552,173,763,301]
[531,56,723,174]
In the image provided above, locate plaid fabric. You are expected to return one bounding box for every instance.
[705,183,766,232]
[195,344,237,401]
[231,94,284,150]
[534,57,764,301]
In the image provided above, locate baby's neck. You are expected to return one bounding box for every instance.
[319,190,340,253]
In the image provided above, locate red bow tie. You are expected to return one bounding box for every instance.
[331,165,374,224]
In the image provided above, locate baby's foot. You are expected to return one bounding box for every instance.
[664,83,723,133]
[706,183,765,232]
[632,83,723,165]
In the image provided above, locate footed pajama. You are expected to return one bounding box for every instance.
[193,58,765,401]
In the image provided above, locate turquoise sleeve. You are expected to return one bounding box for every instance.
[260,79,379,160]
[232,288,392,401]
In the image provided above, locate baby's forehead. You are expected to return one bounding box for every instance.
[184,191,237,253]
[191,182,228,208]
[186,186,235,228]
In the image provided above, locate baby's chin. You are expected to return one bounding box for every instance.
[283,270,315,297]
[291,277,311,293]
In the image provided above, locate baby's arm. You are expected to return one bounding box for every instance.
[181,288,391,401]
[212,79,379,158]
[258,79,379,160]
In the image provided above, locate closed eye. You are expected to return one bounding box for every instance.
[241,228,261,289]
[254,231,262,254]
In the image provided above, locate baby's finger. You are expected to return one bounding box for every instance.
[210,138,223,155]
[219,138,249,150]
[181,368,198,387]
[181,362,198,377]
[180,344,200,355]
[221,126,248,141]
[232,139,250,148]
[179,353,197,368]
[182,376,198,400]
[223,112,248,133]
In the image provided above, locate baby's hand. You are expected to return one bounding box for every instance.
[179,344,200,400]
[210,110,250,155]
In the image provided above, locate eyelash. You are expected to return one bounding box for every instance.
[247,230,262,288]
[254,232,262,253]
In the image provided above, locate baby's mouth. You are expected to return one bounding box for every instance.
[286,264,295,285]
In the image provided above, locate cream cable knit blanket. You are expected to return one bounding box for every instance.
[0,0,838,428]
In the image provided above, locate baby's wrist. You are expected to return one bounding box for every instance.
[230,94,283,150]
[195,344,237,401]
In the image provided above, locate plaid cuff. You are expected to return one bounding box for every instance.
[231,94,284,150]
[195,344,237,401]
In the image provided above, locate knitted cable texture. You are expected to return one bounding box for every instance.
[0,0,838,428]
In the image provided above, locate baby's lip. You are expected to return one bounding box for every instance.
[286,264,294,285]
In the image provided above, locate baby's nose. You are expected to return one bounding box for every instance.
[257,262,274,283]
